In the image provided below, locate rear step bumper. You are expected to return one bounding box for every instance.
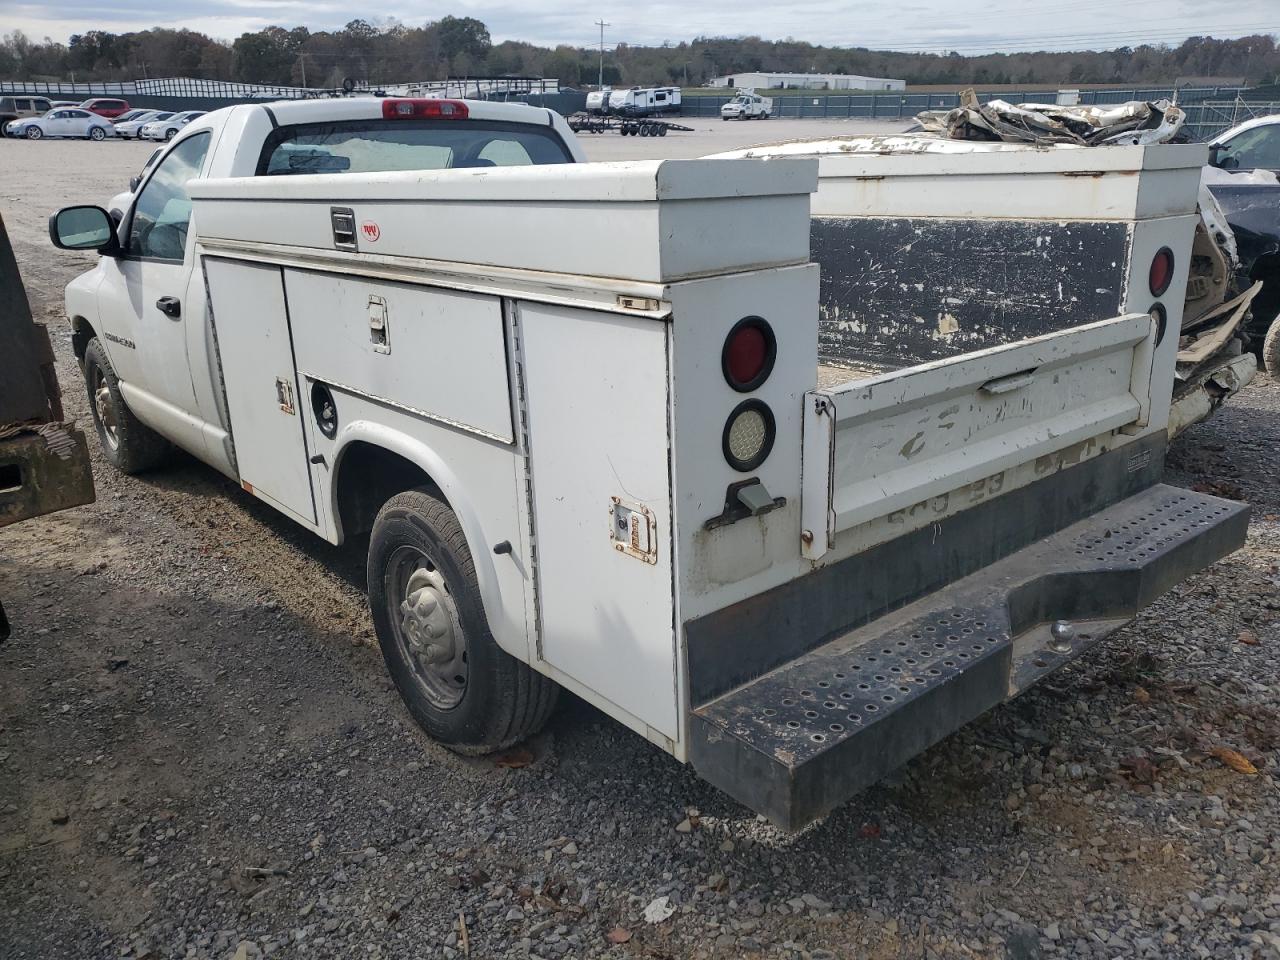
[688,484,1249,831]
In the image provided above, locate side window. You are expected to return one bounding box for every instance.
[477,137,534,166]
[16,98,30,111]
[128,132,211,261]
[1219,126,1280,171]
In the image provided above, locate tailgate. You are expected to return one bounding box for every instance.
[801,313,1157,560]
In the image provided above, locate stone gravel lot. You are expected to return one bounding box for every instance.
[1,130,1278,960]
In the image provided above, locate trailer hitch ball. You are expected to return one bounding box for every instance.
[1050,620,1075,653]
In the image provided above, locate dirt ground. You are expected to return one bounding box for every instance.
[1,129,1278,960]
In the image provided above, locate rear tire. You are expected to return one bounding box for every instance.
[82,338,169,474]
[368,489,558,755]
[89,126,105,141]
[1262,313,1280,380]
[164,128,176,141]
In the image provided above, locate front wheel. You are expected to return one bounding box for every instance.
[1262,314,1280,380]
[82,338,169,473]
[164,128,176,141]
[25,126,42,140]
[368,489,558,754]
[89,126,106,141]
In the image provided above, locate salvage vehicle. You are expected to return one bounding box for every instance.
[0,212,95,640]
[1204,113,1280,376]
[6,108,116,141]
[50,97,1247,830]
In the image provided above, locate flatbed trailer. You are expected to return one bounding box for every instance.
[566,113,693,136]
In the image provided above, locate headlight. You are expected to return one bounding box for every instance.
[722,399,776,472]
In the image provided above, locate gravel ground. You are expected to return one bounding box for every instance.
[1,132,1279,960]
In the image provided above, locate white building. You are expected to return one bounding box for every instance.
[709,72,905,92]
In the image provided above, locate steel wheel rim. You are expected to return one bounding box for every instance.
[386,545,467,709]
[93,368,120,450]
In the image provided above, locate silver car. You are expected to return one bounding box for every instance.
[115,110,175,139]
[140,110,206,141]
[5,108,116,141]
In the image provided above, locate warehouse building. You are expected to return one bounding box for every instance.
[709,72,905,91]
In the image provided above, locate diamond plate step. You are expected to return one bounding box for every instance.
[689,484,1248,831]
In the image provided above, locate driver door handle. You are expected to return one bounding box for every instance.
[156,296,181,319]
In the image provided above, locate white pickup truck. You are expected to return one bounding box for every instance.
[51,96,1248,830]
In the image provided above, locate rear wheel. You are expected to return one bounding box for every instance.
[368,489,557,754]
[25,126,42,140]
[1262,314,1280,380]
[88,126,105,141]
[164,128,176,141]
[82,338,169,474]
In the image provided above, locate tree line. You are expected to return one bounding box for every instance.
[1,22,1277,90]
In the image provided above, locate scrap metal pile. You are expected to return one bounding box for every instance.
[916,89,1187,146]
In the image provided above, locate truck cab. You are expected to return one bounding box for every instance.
[721,91,772,120]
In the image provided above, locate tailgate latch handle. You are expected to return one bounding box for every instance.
[980,370,1037,395]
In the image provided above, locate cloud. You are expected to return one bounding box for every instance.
[1,0,1274,52]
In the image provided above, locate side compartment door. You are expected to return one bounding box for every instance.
[518,304,678,740]
[203,258,317,526]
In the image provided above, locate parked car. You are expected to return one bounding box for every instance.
[140,110,206,141]
[115,110,173,139]
[1204,113,1280,375]
[5,108,116,141]
[49,100,79,109]
[112,108,152,124]
[79,97,131,119]
[0,95,54,132]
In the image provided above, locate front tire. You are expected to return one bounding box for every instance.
[164,128,176,141]
[1262,314,1280,380]
[25,126,42,140]
[82,338,169,474]
[369,489,557,754]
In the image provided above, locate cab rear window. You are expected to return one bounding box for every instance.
[256,119,572,176]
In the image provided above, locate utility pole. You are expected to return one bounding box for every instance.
[299,52,307,87]
[595,19,610,89]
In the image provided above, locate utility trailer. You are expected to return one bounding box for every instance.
[52,101,1247,830]
[567,114,693,137]
[607,86,682,117]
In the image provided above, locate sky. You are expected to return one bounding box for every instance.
[0,0,1275,54]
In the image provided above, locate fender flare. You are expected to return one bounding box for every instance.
[329,420,525,659]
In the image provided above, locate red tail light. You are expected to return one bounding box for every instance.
[722,317,777,392]
[1149,247,1174,297]
[381,99,469,120]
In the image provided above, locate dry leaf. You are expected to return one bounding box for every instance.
[1133,685,1151,704]
[493,747,534,769]
[1211,746,1258,775]
[606,927,633,944]
[1238,629,1260,646]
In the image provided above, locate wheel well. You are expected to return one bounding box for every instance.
[70,316,96,362]
[1248,253,1280,335]
[334,441,445,538]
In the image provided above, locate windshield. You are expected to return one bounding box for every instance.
[257,119,572,176]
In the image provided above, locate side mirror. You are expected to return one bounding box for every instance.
[48,205,120,255]
[128,175,141,192]
[1208,144,1225,168]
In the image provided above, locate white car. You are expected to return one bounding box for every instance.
[140,111,206,141]
[115,110,174,139]
[6,108,116,141]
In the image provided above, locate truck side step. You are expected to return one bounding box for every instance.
[688,484,1248,831]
